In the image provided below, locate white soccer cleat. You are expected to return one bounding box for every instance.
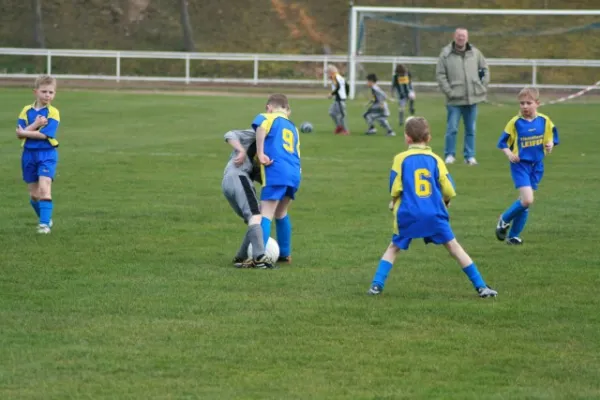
[465,157,478,166]
[37,224,51,234]
[445,155,456,164]
[477,286,498,298]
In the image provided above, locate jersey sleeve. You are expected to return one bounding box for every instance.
[497,117,517,150]
[251,113,273,134]
[544,117,559,147]
[373,86,387,103]
[17,106,29,128]
[437,159,456,200]
[39,107,60,138]
[389,155,403,198]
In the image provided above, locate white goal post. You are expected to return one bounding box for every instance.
[347,6,600,99]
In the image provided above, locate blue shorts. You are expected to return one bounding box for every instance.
[392,224,455,250]
[22,149,58,183]
[510,161,544,190]
[261,185,298,201]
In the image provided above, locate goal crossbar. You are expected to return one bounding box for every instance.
[347,6,600,99]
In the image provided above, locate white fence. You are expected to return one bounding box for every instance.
[1,47,599,93]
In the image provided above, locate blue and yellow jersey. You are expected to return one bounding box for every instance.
[17,103,60,150]
[497,113,559,162]
[252,111,301,188]
[390,145,456,236]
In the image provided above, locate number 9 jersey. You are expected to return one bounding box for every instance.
[252,112,301,189]
[389,145,456,239]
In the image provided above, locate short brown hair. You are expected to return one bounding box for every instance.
[395,64,407,75]
[267,93,289,109]
[518,86,539,101]
[34,74,56,89]
[405,117,431,143]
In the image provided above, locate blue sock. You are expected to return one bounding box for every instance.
[275,215,292,257]
[509,209,529,238]
[372,259,393,288]
[501,200,528,223]
[30,198,40,217]
[260,217,272,246]
[38,199,53,226]
[462,263,486,290]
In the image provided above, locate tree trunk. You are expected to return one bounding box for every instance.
[179,0,195,51]
[32,0,46,48]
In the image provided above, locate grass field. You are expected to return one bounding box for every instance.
[1,88,599,399]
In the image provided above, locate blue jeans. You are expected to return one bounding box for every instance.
[444,104,478,159]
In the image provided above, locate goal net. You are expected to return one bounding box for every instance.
[348,7,600,102]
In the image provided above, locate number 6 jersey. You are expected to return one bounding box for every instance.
[251,111,301,188]
[389,145,456,237]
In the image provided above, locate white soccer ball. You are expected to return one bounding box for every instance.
[408,91,416,100]
[248,237,280,263]
[300,122,313,133]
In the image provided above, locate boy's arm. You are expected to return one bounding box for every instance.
[543,118,559,154]
[330,76,340,97]
[16,126,48,140]
[389,155,403,206]
[437,161,456,204]
[498,117,520,162]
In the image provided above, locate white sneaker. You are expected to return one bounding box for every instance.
[37,224,51,234]
[445,155,456,164]
[465,157,478,165]
[477,286,498,298]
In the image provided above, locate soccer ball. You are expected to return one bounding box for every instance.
[300,122,313,133]
[248,237,280,263]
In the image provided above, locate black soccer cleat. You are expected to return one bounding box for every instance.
[253,254,275,269]
[277,255,292,265]
[506,237,523,245]
[495,216,510,241]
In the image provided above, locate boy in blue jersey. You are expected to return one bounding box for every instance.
[368,117,497,298]
[15,75,61,234]
[253,94,301,265]
[495,87,559,245]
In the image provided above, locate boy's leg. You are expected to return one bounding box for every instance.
[497,185,534,241]
[364,110,376,134]
[338,101,349,133]
[28,183,41,218]
[444,239,497,297]
[409,99,415,115]
[398,98,406,125]
[22,151,41,220]
[461,104,478,161]
[328,102,341,132]
[377,116,394,135]
[37,176,53,231]
[368,238,406,295]
[274,196,293,261]
[444,106,461,160]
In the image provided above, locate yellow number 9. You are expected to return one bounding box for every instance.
[414,168,432,197]
[283,129,295,153]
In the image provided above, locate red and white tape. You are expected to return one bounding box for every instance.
[540,80,600,106]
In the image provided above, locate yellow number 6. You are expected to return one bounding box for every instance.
[283,129,295,153]
[414,168,432,197]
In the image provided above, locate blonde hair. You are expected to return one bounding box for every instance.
[518,86,539,101]
[267,93,289,110]
[405,116,431,143]
[34,74,57,89]
[326,65,338,74]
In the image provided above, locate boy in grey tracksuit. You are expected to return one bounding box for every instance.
[363,73,395,137]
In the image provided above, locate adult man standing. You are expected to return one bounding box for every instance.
[436,28,489,165]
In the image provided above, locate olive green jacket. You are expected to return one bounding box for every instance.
[436,42,490,106]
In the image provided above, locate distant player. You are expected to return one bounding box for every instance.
[367,117,497,298]
[222,128,273,269]
[391,64,416,126]
[327,65,350,136]
[253,94,301,265]
[16,75,61,234]
[495,87,559,245]
[363,73,395,136]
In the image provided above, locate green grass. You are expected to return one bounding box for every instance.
[0,88,599,400]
